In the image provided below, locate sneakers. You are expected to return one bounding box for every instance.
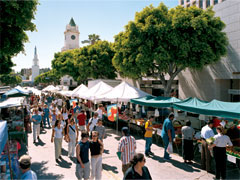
[149,151,154,155]
[56,159,60,163]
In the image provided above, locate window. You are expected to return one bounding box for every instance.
[214,0,218,5]
[207,0,211,7]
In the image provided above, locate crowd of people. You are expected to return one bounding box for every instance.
[18,93,238,180]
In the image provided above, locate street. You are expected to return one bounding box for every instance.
[27,127,221,180]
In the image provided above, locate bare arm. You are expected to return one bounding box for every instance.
[76,124,79,142]
[51,129,55,143]
[76,144,84,168]
[168,129,172,142]
[99,139,104,154]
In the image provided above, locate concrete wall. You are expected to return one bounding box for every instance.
[179,0,240,101]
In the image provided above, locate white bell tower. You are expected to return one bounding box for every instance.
[32,46,40,82]
[62,18,80,51]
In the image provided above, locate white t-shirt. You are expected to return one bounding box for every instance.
[214,134,233,147]
[96,109,103,119]
[54,127,63,138]
[62,112,68,120]
[61,120,66,128]
[89,117,98,131]
[57,99,63,106]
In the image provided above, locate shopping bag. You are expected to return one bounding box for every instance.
[167,142,173,154]
[116,152,121,160]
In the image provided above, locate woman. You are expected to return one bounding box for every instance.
[67,118,79,157]
[61,106,69,132]
[124,153,152,180]
[89,131,103,180]
[181,120,195,163]
[209,126,233,180]
[51,120,65,163]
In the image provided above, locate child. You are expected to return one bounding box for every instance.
[95,119,105,141]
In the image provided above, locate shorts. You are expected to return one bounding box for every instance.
[76,161,90,179]
[79,125,85,131]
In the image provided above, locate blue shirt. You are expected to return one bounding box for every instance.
[78,141,89,164]
[74,106,81,114]
[161,118,175,142]
[31,114,42,125]
[201,125,215,139]
[21,170,37,180]
[47,96,52,103]
[51,114,57,122]
[43,108,49,116]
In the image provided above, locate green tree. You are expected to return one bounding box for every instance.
[0,0,38,74]
[113,3,228,96]
[52,40,117,82]
[82,34,101,45]
[34,70,60,85]
[0,73,22,86]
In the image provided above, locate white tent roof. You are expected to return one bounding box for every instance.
[0,97,27,108]
[81,81,113,101]
[15,86,30,94]
[96,81,150,102]
[27,87,42,96]
[72,84,88,97]
[42,85,59,92]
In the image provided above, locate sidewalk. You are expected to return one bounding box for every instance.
[26,127,238,180]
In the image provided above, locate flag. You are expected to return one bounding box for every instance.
[70,99,78,108]
[107,104,118,122]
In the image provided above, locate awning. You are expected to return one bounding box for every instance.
[0,97,26,108]
[2,88,29,98]
[0,121,8,154]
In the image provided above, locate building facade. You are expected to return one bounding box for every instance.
[31,46,40,82]
[179,0,226,9]
[178,0,240,102]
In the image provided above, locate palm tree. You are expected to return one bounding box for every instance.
[82,34,100,45]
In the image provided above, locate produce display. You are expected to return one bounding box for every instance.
[206,137,215,145]
[226,146,240,159]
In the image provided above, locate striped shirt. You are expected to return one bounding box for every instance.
[118,135,136,165]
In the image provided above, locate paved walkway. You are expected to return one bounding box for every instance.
[27,127,238,180]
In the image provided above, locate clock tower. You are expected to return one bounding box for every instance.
[61,18,80,51]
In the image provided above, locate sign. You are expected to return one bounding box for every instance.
[228,89,240,95]
[227,154,236,163]
[107,104,118,122]
[69,99,78,108]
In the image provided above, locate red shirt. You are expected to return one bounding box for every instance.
[213,117,221,127]
[77,113,86,126]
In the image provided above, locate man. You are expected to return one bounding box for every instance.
[43,104,50,128]
[161,113,175,160]
[201,120,215,172]
[95,119,106,141]
[19,155,37,180]
[77,110,87,132]
[76,131,90,180]
[96,104,104,120]
[144,116,154,157]
[31,109,42,143]
[74,102,81,125]
[57,96,63,110]
[87,112,99,134]
[118,127,136,174]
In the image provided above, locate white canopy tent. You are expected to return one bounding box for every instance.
[72,84,88,97]
[0,97,27,108]
[95,81,150,102]
[15,86,30,94]
[26,87,42,96]
[42,85,59,92]
[81,81,113,101]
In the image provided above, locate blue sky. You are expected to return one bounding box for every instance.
[13,0,178,72]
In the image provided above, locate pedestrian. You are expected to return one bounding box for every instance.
[144,116,154,157]
[96,104,104,120]
[77,110,87,132]
[31,108,42,143]
[67,118,79,158]
[43,104,51,128]
[118,127,137,175]
[50,109,57,128]
[19,155,37,180]
[201,120,215,172]
[74,102,81,125]
[76,131,90,180]
[123,153,152,180]
[161,113,175,160]
[181,120,195,163]
[57,96,63,110]
[89,131,104,180]
[94,119,105,141]
[51,120,65,163]
[209,126,233,179]
[87,112,99,137]
[38,104,44,131]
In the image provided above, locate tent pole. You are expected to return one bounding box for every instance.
[6,140,13,180]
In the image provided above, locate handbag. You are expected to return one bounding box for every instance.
[167,142,173,154]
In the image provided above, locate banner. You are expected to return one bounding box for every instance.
[70,99,78,108]
[107,104,118,122]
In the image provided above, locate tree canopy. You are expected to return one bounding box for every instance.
[34,70,60,85]
[0,73,22,86]
[113,3,228,96]
[52,40,117,82]
[0,0,38,74]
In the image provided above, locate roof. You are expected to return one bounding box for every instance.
[69,18,76,27]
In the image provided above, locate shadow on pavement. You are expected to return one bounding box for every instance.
[150,154,165,163]
[169,159,201,173]
[56,158,72,169]
[103,149,110,154]
[105,132,113,138]
[35,139,46,146]
[61,148,68,156]
[102,163,119,174]
[31,161,64,179]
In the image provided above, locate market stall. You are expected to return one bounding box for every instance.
[72,84,88,97]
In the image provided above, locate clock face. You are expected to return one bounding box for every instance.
[71,35,76,40]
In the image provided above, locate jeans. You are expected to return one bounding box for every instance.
[68,135,76,157]
[145,137,152,154]
[43,115,50,126]
[163,139,170,159]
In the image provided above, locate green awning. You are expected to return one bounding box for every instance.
[130,96,181,108]
[173,98,240,119]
